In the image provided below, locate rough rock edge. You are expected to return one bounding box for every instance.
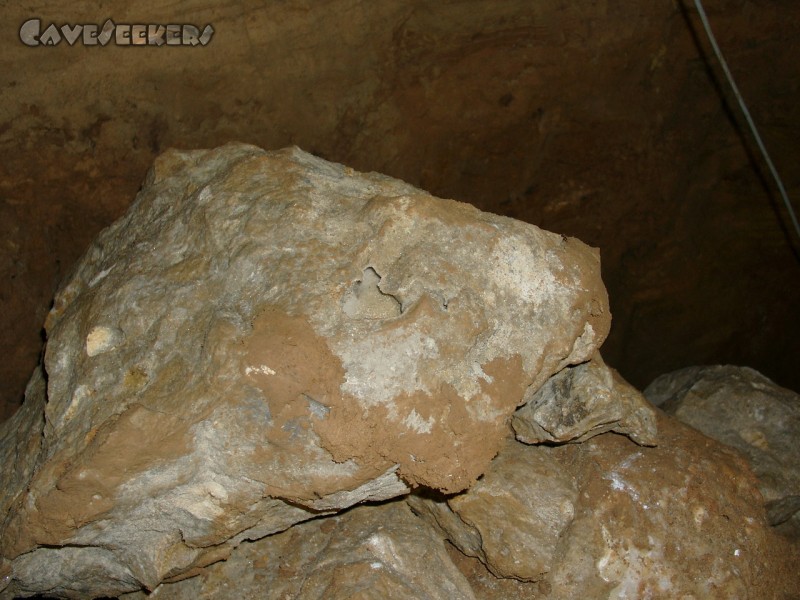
[512,353,658,446]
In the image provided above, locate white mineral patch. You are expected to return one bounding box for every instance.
[402,409,434,434]
[342,267,402,320]
[337,329,439,407]
[88,266,114,287]
[367,533,402,569]
[85,325,123,357]
[245,364,276,376]
[605,472,641,504]
[599,537,672,599]
[567,322,597,362]
[471,362,494,384]
[174,482,227,521]
[490,236,558,305]
[63,384,91,421]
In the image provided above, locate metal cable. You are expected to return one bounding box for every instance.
[694,0,800,241]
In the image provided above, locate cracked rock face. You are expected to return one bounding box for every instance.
[408,440,579,582]
[119,414,798,599]
[122,501,479,600]
[0,143,613,597]
[410,414,798,598]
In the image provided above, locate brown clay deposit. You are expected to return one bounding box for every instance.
[244,304,531,495]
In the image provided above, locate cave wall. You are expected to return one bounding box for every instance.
[1,0,799,422]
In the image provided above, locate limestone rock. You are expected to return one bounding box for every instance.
[0,143,610,597]
[120,502,477,600]
[407,440,578,581]
[645,365,800,528]
[411,414,799,598]
[512,353,658,446]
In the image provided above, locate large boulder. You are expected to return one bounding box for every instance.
[1,143,617,597]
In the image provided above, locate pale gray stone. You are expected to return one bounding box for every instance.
[10,547,140,599]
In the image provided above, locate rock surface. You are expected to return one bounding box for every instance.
[0,143,613,597]
[123,414,799,599]
[512,353,657,446]
[531,413,797,598]
[645,365,800,530]
[121,501,478,600]
[408,440,578,582]
[412,413,799,597]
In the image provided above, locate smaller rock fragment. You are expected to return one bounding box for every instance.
[512,354,657,446]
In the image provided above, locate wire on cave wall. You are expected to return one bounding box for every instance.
[693,0,800,242]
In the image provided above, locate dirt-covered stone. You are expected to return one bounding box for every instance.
[0,143,611,597]
[646,365,800,532]
[124,414,799,599]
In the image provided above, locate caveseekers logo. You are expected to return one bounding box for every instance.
[20,18,214,46]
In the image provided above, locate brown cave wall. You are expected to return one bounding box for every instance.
[1,0,799,422]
